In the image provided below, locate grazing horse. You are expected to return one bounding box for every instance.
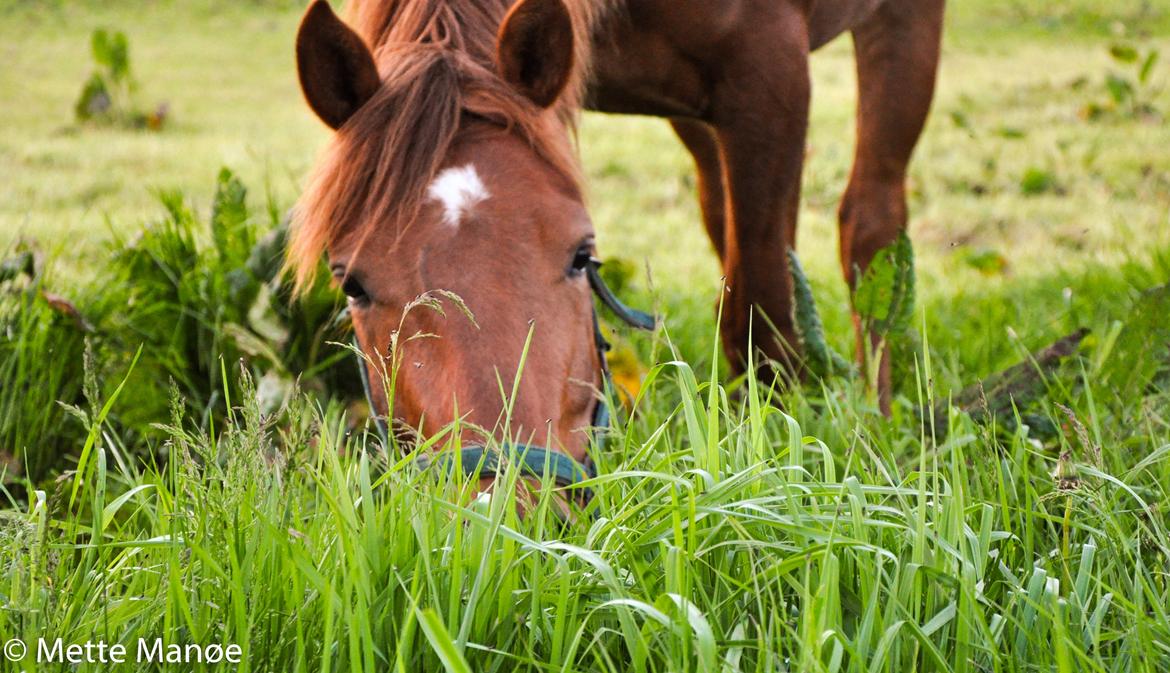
[290,0,943,487]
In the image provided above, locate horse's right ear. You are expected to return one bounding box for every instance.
[296,0,380,130]
[496,0,575,108]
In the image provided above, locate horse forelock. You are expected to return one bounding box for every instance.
[290,0,609,291]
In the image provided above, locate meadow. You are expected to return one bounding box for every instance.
[2,0,1170,670]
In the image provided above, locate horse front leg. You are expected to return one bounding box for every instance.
[708,12,812,385]
[841,0,945,412]
[671,119,728,261]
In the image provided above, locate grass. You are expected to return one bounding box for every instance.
[2,309,1169,671]
[2,0,1170,670]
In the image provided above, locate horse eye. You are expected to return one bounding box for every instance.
[569,245,594,276]
[341,276,369,304]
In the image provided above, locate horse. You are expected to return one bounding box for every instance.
[289,0,944,498]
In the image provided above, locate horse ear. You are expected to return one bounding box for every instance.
[496,0,575,108]
[296,0,381,130]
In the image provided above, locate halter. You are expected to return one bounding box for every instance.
[354,258,654,505]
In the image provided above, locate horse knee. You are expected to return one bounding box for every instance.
[838,176,907,284]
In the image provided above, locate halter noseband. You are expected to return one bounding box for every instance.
[354,258,654,505]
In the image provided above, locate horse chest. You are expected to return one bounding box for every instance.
[586,0,889,118]
[585,0,744,117]
[808,0,887,48]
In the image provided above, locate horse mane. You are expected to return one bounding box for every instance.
[290,0,609,289]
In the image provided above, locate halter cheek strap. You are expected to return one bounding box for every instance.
[354,258,654,505]
[586,260,655,332]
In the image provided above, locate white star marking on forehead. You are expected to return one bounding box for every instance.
[427,164,489,227]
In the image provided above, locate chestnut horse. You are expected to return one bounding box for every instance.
[291,0,943,491]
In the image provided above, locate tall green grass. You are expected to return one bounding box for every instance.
[0,248,113,484]
[2,288,1168,670]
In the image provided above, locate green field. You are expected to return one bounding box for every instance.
[2,0,1170,671]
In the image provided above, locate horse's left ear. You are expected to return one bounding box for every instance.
[496,0,575,108]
